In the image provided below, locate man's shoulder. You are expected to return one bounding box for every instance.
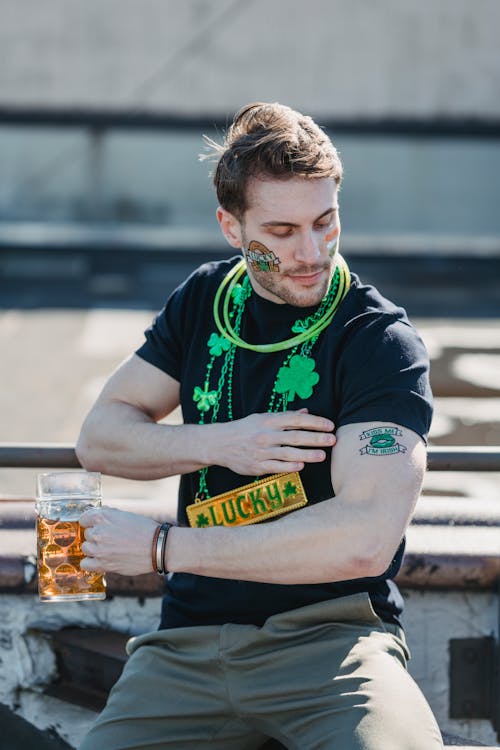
[187,256,241,286]
[336,271,427,355]
[168,255,242,310]
[344,272,408,322]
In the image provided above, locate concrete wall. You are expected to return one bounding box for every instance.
[2,127,500,237]
[1,0,499,119]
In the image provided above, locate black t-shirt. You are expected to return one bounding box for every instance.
[136,256,433,629]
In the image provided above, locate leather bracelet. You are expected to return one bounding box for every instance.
[155,522,173,575]
[151,524,161,573]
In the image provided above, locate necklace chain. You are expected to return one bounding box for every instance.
[195,257,351,499]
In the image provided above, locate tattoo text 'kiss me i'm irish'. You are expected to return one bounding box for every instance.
[359,427,407,456]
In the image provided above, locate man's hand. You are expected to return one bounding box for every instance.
[209,409,336,476]
[80,507,158,576]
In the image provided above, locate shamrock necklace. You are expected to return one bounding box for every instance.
[193,255,351,499]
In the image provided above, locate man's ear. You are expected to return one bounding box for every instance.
[216,206,243,249]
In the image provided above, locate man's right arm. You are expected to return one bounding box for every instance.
[76,354,198,479]
[76,354,336,480]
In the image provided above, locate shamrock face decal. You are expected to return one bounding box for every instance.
[274,355,320,402]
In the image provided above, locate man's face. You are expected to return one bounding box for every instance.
[238,176,340,307]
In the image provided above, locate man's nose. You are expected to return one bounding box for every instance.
[294,230,321,264]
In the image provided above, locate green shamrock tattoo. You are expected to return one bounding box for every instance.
[207,332,231,357]
[274,355,320,402]
[193,385,218,412]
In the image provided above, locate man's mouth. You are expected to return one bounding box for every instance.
[288,268,326,285]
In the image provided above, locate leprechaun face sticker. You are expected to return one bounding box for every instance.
[245,240,281,273]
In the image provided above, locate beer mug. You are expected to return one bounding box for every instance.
[36,471,106,602]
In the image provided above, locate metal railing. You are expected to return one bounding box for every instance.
[0,443,500,472]
[0,444,80,469]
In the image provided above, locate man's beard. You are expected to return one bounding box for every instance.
[249,263,333,307]
[241,234,334,307]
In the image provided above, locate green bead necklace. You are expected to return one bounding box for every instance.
[213,258,349,352]
[193,256,351,499]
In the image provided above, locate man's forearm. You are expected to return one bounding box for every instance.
[76,401,213,479]
[80,493,379,583]
[165,493,397,585]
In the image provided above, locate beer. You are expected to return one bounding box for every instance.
[36,472,106,602]
[37,513,105,601]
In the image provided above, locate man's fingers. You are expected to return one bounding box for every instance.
[260,460,305,474]
[269,411,335,432]
[255,430,335,450]
[271,446,327,464]
[80,556,105,573]
[275,429,336,447]
[81,540,97,556]
[79,507,103,527]
[252,448,329,475]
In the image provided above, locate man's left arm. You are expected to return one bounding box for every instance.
[81,421,424,583]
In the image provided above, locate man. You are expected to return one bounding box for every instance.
[76,102,443,749]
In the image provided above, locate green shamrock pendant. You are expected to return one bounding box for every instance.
[291,314,316,334]
[274,355,320,402]
[231,283,248,306]
[207,332,231,357]
[193,385,218,412]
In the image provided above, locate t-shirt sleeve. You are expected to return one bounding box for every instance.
[335,314,433,443]
[135,284,186,382]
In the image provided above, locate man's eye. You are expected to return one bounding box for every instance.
[314,223,330,232]
[269,228,293,238]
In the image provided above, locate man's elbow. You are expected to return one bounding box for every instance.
[348,541,398,579]
[75,433,104,472]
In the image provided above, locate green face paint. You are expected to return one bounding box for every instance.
[245,240,281,273]
[325,226,340,257]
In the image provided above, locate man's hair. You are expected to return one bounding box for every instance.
[203,102,343,219]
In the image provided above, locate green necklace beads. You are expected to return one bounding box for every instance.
[193,256,351,499]
[213,257,349,352]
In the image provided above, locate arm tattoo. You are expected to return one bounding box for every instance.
[359,426,408,456]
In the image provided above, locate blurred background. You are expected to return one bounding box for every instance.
[0,0,499,506]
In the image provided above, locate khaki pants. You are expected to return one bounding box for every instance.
[79,593,443,750]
